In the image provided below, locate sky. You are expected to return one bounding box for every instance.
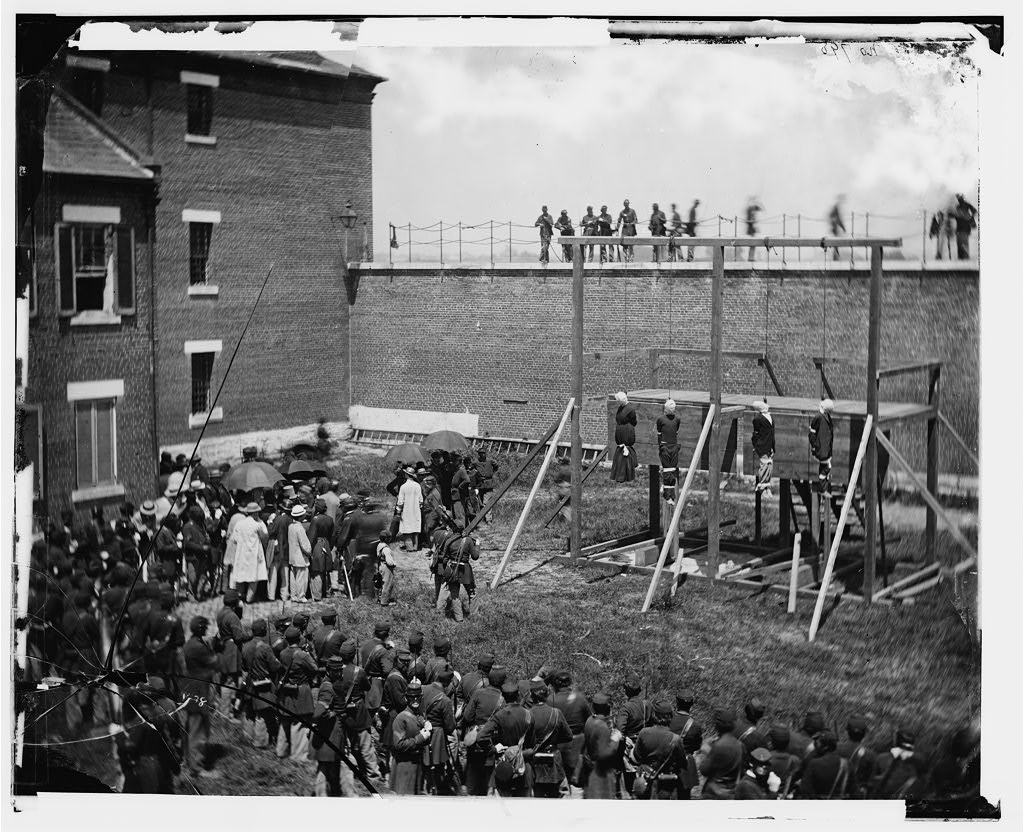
[350,36,980,261]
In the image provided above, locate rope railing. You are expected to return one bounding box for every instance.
[385,208,978,266]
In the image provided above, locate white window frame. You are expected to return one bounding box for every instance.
[183,211,221,294]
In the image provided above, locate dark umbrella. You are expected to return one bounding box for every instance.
[281,458,328,480]
[222,461,284,492]
[421,430,469,453]
[384,443,428,465]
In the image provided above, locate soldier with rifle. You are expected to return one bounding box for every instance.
[421,668,459,794]
[311,655,358,797]
[525,678,573,797]
[435,529,480,622]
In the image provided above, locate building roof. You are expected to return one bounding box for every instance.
[186,50,385,83]
[43,90,154,181]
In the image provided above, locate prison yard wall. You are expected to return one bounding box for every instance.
[348,263,979,477]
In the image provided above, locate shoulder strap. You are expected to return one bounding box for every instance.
[678,716,695,742]
[739,726,756,742]
[650,733,681,779]
[828,757,849,799]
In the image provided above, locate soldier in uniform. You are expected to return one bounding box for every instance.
[181,616,219,778]
[615,676,653,795]
[311,656,357,797]
[153,514,182,587]
[215,589,245,720]
[391,678,431,794]
[630,699,691,799]
[615,199,638,262]
[422,668,459,794]
[735,698,770,760]
[360,622,396,711]
[837,713,877,798]
[535,206,554,264]
[408,630,428,682]
[526,678,574,797]
[555,209,575,263]
[424,635,452,684]
[118,679,184,794]
[766,724,801,799]
[311,609,340,665]
[181,506,212,599]
[580,692,622,798]
[381,649,412,774]
[143,588,184,695]
[700,708,744,799]
[240,618,281,749]
[597,205,614,263]
[735,747,777,799]
[868,726,922,799]
[337,640,381,782]
[551,669,592,791]
[798,731,849,799]
[436,532,480,622]
[667,690,703,799]
[580,206,599,262]
[460,653,495,708]
[789,710,826,765]
[461,665,507,796]
[478,680,535,797]
[649,203,667,263]
[276,625,318,761]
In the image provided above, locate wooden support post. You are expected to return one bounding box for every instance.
[787,534,801,614]
[491,398,574,589]
[876,432,977,560]
[809,414,873,642]
[878,474,888,588]
[822,494,832,578]
[862,245,883,602]
[925,364,941,563]
[708,245,725,577]
[779,478,791,542]
[570,243,584,565]
[641,406,716,613]
[809,490,820,580]
[755,491,762,547]
[648,465,661,537]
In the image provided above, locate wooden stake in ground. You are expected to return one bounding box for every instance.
[787,534,801,614]
[641,405,716,613]
[490,398,575,590]
[808,414,873,642]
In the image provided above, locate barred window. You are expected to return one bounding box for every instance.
[186,84,213,135]
[189,222,213,285]
[191,352,215,415]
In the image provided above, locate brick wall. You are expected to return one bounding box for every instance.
[26,175,157,518]
[349,265,979,475]
[92,56,377,446]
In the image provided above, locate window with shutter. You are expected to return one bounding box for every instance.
[115,226,135,314]
[56,224,75,315]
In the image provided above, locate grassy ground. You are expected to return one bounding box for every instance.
[30,446,980,796]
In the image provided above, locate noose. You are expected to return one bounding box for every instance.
[763,242,771,401]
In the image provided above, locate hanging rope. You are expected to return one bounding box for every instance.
[622,271,628,382]
[820,241,828,400]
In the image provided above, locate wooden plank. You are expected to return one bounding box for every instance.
[708,246,724,576]
[876,359,943,379]
[555,236,903,248]
[873,562,941,601]
[938,410,979,469]
[862,246,882,601]
[809,414,873,641]
[641,405,715,613]
[926,365,940,563]
[491,398,574,589]
[876,431,978,560]
[571,244,584,564]
[787,534,801,614]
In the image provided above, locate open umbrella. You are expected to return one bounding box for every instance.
[222,461,284,492]
[281,458,328,480]
[421,430,469,453]
[384,443,428,465]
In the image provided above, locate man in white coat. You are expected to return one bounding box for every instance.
[396,467,424,553]
[229,501,269,603]
[287,503,312,602]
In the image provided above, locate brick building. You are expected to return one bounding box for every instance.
[22,49,383,519]
[23,88,158,519]
[80,50,383,447]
